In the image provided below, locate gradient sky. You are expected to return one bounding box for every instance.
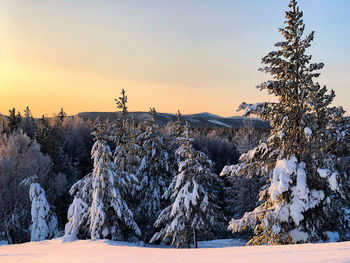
[0,0,349,117]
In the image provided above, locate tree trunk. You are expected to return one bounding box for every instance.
[193,227,197,248]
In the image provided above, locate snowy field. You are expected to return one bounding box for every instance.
[1,239,350,263]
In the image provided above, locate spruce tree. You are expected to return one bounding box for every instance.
[111,90,141,198]
[8,108,21,132]
[134,108,174,241]
[21,106,36,139]
[151,123,224,248]
[89,122,140,240]
[65,120,141,240]
[228,0,349,244]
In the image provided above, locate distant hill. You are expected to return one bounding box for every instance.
[77,111,270,129]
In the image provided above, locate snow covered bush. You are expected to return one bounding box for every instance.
[151,124,225,248]
[29,182,58,241]
[226,0,350,245]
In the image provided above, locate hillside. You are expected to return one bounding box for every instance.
[77,111,270,129]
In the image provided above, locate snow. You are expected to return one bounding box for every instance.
[328,172,339,191]
[269,157,297,201]
[208,119,231,127]
[317,168,330,178]
[304,127,312,138]
[288,228,308,243]
[326,232,340,243]
[317,168,339,191]
[0,240,8,246]
[29,183,58,241]
[1,239,350,263]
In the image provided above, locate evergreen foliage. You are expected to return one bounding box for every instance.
[227,0,350,245]
[133,108,175,241]
[89,122,141,240]
[151,124,225,248]
[8,108,22,132]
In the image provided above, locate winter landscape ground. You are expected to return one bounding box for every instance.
[1,239,350,263]
[1,0,350,262]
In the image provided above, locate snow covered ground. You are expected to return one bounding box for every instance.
[1,239,350,263]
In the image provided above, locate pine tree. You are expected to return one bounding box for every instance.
[29,182,58,241]
[151,124,224,248]
[228,0,349,244]
[134,108,175,241]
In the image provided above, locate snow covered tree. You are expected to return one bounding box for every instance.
[90,122,140,240]
[65,120,141,240]
[0,130,51,243]
[29,182,58,241]
[64,174,92,239]
[151,124,224,248]
[133,108,175,241]
[111,89,141,198]
[227,0,350,245]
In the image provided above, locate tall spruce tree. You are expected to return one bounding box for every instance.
[65,120,141,240]
[89,122,140,240]
[227,0,350,245]
[151,123,224,248]
[134,108,174,241]
[111,90,141,198]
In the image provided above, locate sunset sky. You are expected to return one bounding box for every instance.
[0,0,349,117]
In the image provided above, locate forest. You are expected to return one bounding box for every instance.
[1,0,350,249]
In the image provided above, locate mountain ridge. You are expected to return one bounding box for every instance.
[77,111,270,129]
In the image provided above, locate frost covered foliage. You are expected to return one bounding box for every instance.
[65,121,141,240]
[151,125,225,248]
[228,0,350,245]
[34,111,93,231]
[232,120,269,155]
[29,183,58,241]
[0,130,51,243]
[134,108,175,241]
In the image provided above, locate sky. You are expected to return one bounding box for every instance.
[0,0,349,117]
